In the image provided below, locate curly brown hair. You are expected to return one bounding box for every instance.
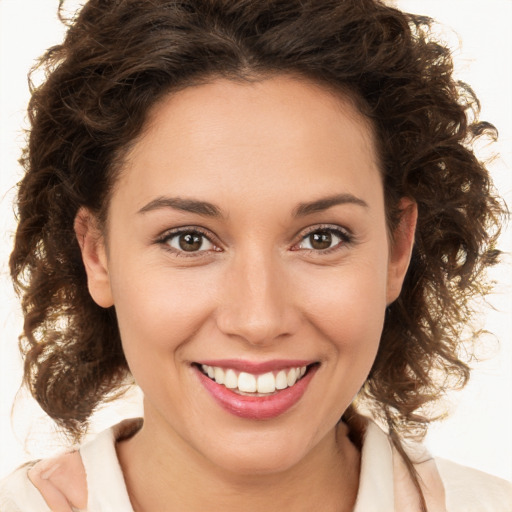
[10,0,503,504]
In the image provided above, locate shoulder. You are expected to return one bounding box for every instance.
[0,451,87,512]
[0,418,141,512]
[0,462,50,512]
[356,419,512,512]
[435,457,512,512]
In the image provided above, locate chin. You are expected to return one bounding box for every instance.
[215,448,304,477]
[197,428,319,477]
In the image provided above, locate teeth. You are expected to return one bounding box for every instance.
[199,364,309,394]
[257,372,276,394]
[214,366,225,385]
[238,372,257,392]
[224,369,238,389]
[275,370,288,390]
[287,368,297,387]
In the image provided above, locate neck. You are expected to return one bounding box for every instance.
[116,412,360,512]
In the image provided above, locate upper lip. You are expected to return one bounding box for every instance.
[194,359,316,374]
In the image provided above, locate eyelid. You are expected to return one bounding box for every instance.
[155,226,222,255]
[154,223,354,256]
[291,224,354,252]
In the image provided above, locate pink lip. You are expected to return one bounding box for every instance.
[195,363,318,420]
[196,359,314,374]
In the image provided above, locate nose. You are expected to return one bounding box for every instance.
[215,249,300,346]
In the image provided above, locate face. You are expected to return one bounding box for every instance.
[78,76,415,475]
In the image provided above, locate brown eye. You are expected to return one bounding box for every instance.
[296,227,350,252]
[179,233,203,251]
[309,231,332,250]
[166,231,214,253]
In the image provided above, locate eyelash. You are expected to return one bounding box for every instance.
[156,227,220,258]
[292,225,354,255]
[156,225,354,257]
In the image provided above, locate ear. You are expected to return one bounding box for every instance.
[74,208,114,308]
[386,198,417,305]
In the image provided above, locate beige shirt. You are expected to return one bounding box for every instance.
[1,418,511,511]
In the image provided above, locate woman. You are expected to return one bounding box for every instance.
[0,0,511,510]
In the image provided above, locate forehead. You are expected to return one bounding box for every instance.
[114,75,381,215]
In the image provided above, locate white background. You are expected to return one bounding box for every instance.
[0,0,511,482]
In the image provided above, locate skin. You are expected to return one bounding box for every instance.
[64,76,416,512]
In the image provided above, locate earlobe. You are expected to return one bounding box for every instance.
[74,208,114,308]
[386,198,418,305]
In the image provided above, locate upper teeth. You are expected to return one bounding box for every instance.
[201,365,307,394]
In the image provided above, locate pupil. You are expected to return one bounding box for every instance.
[311,231,332,250]
[179,233,202,251]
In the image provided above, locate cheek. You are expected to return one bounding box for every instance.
[109,260,218,360]
[301,261,388,403]
[298,258,388,339]
[274,260,387,433]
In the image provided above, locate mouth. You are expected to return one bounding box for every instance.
[196,363,311,396]
[193,360,319,420]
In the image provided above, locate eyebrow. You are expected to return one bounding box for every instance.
[293,193,368,217]
[138,196,224,217]
[138,192,368,218]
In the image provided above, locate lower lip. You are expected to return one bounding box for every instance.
[195,366,317,420]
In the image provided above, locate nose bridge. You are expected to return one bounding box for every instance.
[217,245,297,345]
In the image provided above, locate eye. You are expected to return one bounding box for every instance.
[295,227,351,252]
[163,229,216,254]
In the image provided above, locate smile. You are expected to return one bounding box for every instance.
[199,364,308,395]
[194,361,318,420]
